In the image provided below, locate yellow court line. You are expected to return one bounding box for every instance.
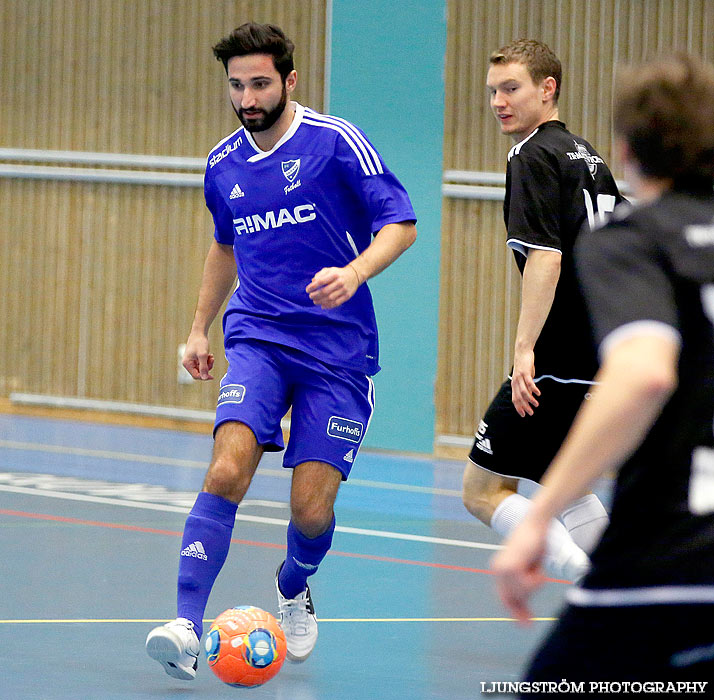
[0,617,556,624]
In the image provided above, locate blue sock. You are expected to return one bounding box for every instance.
[176,491,237,639]
[278,517,335,599]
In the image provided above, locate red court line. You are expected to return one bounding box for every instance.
[326,548,499,577]
[0,508,568,582]
[0,508,283,550]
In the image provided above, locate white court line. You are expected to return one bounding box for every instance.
[0,439,462,497]
[0,439,207,468]
[0,484,501,551]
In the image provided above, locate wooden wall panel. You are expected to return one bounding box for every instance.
[0,0,326,155]
[0,1,327,415]
[0,178,223,409]
[438,0,714,452]
[436,197,521,440]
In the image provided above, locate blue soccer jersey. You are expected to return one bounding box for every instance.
[204,103,416,376]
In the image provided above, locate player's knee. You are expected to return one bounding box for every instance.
[462,482,494,524]
[462,463,503,524]
[203,458,250,504]
[290,499,333,539]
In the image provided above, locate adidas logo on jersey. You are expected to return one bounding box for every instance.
[343,449,355,463]
[181,541,208,560]
[229,183,244,199]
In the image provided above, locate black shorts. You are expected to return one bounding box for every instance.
[468,378,591,483]
[524,602,714,691]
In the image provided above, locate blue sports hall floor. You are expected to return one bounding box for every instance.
[0,413,577,699]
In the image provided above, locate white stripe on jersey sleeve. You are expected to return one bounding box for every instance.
[330,115,384,174]
[303,117,375,176]
[599,320,682,362]
[567,584,714,607]
[303,110,383,176]
[507,126,540,161]
[304,109,384,175]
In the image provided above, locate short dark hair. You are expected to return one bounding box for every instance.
[212,22,295,81]
[614,54,714,190]
[489,39,562,102]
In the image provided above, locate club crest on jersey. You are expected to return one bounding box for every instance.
[281,159,302,195]
[282,159,300,182]
[566,141,604,179]
[327,416,364,443]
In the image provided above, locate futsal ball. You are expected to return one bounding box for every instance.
[205,606,287,687]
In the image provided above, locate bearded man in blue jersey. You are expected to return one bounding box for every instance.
[145,22,416,680]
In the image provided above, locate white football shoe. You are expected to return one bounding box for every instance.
[275,564,318,662]
[145,617,200,680]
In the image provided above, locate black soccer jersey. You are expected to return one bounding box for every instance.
[504,120,623,382]
[573,190,714,602]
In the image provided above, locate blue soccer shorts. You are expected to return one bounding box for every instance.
[214,339,375,480]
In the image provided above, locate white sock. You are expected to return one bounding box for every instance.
[491,493,590,583]
[560,494,609,554]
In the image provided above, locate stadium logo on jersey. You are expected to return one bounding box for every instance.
[217,383,246,405]
[566,141,604,179]
[233,204,316,236]
[327,416,364,443]
[229,183,245,199]
[281,159,302,195]
[209,136,243,168]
